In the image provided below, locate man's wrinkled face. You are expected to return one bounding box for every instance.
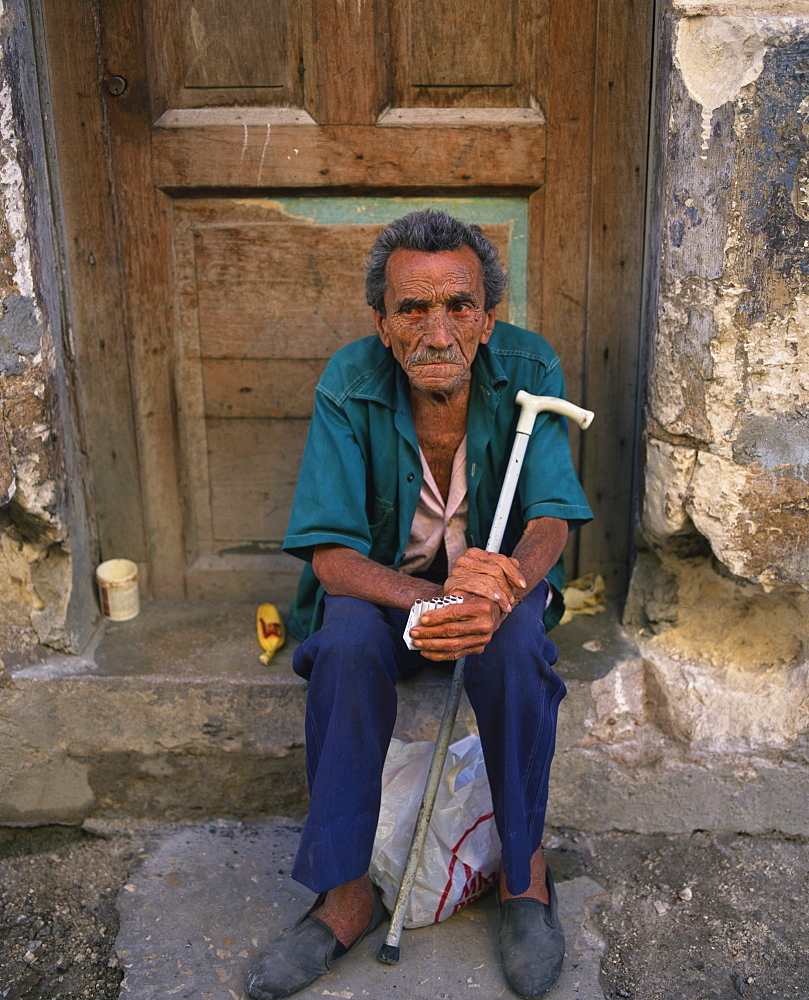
[374,247,496,398]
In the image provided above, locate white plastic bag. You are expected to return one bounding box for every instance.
[369,734,501,928]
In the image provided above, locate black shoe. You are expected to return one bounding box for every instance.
[246,886,386,1000]
[499,867,565,999]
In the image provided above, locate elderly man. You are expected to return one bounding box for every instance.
[247,210,592,1000]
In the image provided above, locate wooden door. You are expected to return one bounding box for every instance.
[40,0,652,600]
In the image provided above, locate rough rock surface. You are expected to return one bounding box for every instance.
[625,11,809,790]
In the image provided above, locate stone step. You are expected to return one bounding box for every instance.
[0,600,476,824]
[0,598,626,826]
[4,597,801,837]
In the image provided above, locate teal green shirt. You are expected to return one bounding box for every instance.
[283,321,593,638]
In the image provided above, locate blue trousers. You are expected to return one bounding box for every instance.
[290,582,566,897]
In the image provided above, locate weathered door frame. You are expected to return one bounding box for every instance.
[34,0,654,599]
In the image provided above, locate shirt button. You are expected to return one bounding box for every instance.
[407,473,415,482]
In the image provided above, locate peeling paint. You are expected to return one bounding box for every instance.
[675,16,766,157]
[686,452,809,589]
[0,73,35,300]
[647,21,809,602]
[705,288,809,453]
[642,439,699,546]
[733,413,809,479]
[629,12,809,794]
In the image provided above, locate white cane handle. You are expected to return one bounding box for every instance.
[514,391,595,434]
[486,392,595,553]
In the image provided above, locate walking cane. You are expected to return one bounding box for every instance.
[378,391,595,965]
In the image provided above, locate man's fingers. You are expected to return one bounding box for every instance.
[444,575,511,611]
[415,615,489,638]
[419,644,488,661]
[408,597,502,658]
[447,552,527,607]
[414,598,491,630]
[453,549,527,589]
[449,578,512,613]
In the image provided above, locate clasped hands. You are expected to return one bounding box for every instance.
[408,548,526,661]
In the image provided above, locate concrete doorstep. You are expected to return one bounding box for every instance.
[3,596,807,838]
[0,597,630,827]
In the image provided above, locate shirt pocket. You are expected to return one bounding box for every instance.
[368,496,397,559]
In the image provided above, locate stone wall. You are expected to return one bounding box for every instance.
[608,2,808,807]
[0,0,96,659]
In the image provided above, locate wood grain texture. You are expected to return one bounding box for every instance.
[207,418,310,541]
[202,359,327,419]
[40,0,147,565]
[99,0,187,595]
[378,107,546,125]
[185,551,303,602]
[143,0,304,116]
[410,0,515,87]
[391,0,540,108]
[540,0,597,403]
[529,0,597,518]
[178,0,288,87]
[151,122,546,187]
[577,0,653,595]
[305,0,388,123]
[193,222,380,358]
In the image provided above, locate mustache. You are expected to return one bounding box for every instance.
[407,345,465,365]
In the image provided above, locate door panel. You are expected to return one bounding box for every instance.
[42,0,652,600]
[178,0,294,89]
[145,0,305,114]
[392,0,542,109]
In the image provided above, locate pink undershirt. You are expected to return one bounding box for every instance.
[399,436,469,576]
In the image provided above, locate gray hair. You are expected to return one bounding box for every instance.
[365,210,508,315]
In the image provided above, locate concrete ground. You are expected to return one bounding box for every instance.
[3,815,808,1000]
[113,819,606,1000]
[106,818,808,1000]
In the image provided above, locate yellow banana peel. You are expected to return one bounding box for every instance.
[256,603,285,664]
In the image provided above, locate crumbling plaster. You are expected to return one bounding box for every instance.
[617,7,809,767]
[0,0,96,658]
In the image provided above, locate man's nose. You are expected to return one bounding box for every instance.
[422,309,453,347]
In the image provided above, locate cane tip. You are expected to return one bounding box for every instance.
[378,942,400,965]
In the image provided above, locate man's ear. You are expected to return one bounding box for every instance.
[374,310,391,348]
[480,307,497,344]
